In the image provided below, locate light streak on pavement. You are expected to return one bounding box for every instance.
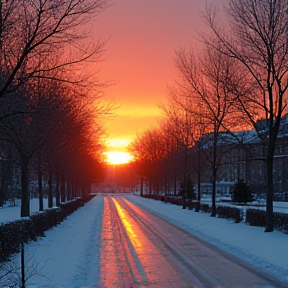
[100,195,283,287]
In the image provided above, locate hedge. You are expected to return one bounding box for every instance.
[274,212,288,232]
[246,208,288,232]
[245,209,266,227]
[141,195,288,232]
[200,203,210,213]
[187,200,200,212]
[0,195,95,263]
[216,206,242,223]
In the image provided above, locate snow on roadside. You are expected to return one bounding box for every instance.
[0,194,287,286]
[126,194,288,284]
[1,196,104,288]
[0,198,54,224]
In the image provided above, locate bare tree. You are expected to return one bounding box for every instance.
[203,0,288,231]
[0,0,110,217]
[0,71,107,216]
[160,93,199,208]
[170,46,240,216]
[39,79,107,207]
[0,0,108,97]
[159,121,182,196]
[131,127,170,195]
[0,88,42,217]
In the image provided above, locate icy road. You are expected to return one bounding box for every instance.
[99,196,281,287]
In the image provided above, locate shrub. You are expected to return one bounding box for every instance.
[200,203,210,213]
[178,178,196,200]
[273,212,288,232]
[233,179,255,203]
[0,196,89,264]
[187,200,200,212]
[245,209,266,227]
[244,209,288,233]
[216,206,242,223]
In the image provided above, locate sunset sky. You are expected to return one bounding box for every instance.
[93,0,226,153]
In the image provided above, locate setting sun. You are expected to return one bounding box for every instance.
[105,151,134,165]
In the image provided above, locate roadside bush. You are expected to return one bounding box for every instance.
[0,220,25,262]
[0,196,90,264]
[225,208,288,233]
[216,206,242,223]
[60,198,82,218]
[141,194,163,201]
[161,196,182,205]
[200,203,210,213]
[170,198,180,205]
[187,200,200,212]
[178,178,196,201]
[245,209,266,227]
[233,180,255,203]
[273,212,288,232]
[82,194,96,203]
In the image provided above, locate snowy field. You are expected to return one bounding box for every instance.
[0,194,287,287]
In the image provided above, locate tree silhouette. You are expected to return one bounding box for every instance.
[203,0,288,232]
[233,179,255,204]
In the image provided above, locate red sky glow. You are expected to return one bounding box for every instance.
[93,0,226,152]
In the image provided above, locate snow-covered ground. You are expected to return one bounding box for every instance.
[0,194,287,287]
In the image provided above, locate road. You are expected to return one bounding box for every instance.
[99,195,281,287]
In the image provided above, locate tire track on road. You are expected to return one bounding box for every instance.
[120,196,282,287]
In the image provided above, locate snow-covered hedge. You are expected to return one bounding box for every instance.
[0,196,95,264]
[0,209,62,263]
[246,209,288,232]
[216,206,242,223]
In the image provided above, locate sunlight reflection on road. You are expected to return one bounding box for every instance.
[100,195,281,287]
[100,197,121,286]
[100,196,192,287]
[112,197,142,251]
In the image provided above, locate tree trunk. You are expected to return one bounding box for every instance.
[76,182,80,197]
[38,153,43,211]
[182,195,186,209]
[55,168,60,207]
[211,126,217,217]
[197,148,201,202]
[265,143,275,232]
[264,117,280,232]
[211,170,217,217]
[182,175,187,210]
[48,171,53,208]
[21,160,30,217]
[72,181,76,199]
[67,179,71,201]
[182,148,188,209]
[0,162,10,206]
[174,172,177,196]
[197,172,201,202]
[61,174,65,203]
[140,176,143,197]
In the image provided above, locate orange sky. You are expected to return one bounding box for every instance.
[93,0,226,152]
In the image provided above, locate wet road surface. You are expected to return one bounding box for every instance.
[100,196,283,287]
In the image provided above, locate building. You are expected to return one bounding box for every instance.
[192,115,288,196]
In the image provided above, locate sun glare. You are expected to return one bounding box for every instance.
[105,151,134,165]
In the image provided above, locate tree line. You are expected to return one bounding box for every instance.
[0,0,111,217]
[131,0,288,233]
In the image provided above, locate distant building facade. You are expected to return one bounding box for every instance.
[192,114,288,196]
